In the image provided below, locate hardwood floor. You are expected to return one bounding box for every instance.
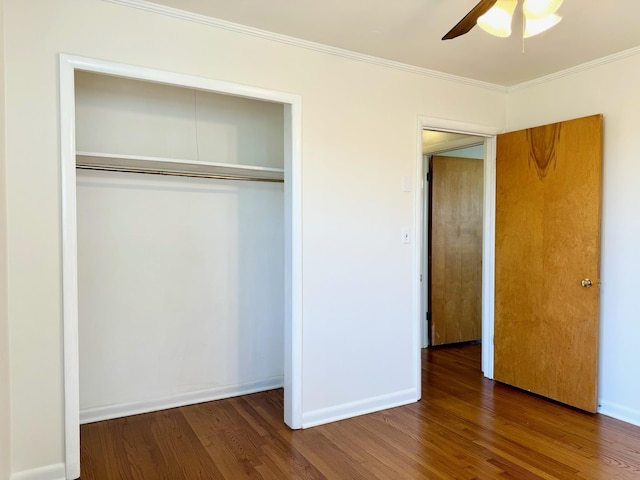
[80,344,640,479]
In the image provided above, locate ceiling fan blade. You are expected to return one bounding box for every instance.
[442,0,499,40]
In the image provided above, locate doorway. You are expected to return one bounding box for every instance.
[426,136,484,347]
[416,115,602,412]
[60,55,303,480]
[415,117,499,378]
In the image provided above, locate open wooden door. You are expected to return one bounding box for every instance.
[430,155,483,346]
[494,114,602,412]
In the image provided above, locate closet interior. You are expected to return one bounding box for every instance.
[74,71,286,424]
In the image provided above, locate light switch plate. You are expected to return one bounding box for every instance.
[402,176,411,192]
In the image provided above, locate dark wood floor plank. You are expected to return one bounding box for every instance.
[230,393,328,480]
[319,418,437,479]
[351,413,506,479]
[183,401,266,479]
[80,343,640,479]
[428,397,583,477]
[149,408,226,479]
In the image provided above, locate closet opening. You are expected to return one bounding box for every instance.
[60,55,302,480]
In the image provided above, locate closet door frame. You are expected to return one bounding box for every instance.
[59,54,303,480]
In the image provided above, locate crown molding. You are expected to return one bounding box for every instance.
[101,0,507,93]
[509,45,640,92]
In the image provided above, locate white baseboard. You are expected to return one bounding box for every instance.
[80,376,284,424]
[11,463,66,480]
[301,388,419,428]
[598,400,640,427]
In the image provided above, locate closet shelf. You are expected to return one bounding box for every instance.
[76,152,285,182]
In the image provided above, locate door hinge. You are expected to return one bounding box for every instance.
[426,171,431,182]
[426,311,431,322]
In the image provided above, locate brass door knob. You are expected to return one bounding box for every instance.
[581,278,593,288]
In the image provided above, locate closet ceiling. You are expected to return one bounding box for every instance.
[147,0,640,86]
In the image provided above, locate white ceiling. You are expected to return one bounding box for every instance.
[147,0,640,86]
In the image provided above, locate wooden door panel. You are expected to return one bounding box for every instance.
[430,156,483,346]
[494,115,602,412]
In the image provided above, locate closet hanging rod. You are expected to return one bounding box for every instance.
[76,165,284,183]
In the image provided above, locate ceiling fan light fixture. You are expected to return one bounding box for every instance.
[477,0,517,38]
[522,0,563,19]
[524,13,562,38]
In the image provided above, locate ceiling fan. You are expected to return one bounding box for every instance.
[442,0,563,40]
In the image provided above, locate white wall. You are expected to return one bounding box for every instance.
[507,51,640,426]
[75,72,285,168]
[77,171,284,422]
[3,0,505,475]
[0,1,12,477]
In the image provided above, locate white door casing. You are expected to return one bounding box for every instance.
[59,54,303,480]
